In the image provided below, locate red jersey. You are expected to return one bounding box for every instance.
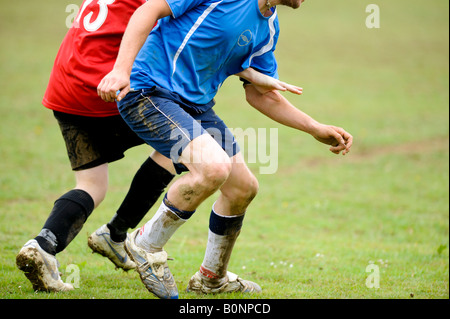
[43,0,146,117]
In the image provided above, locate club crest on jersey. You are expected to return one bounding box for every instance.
[237,30,252,46]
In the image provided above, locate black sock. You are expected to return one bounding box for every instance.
[107,213,129,243]
[35,189,94,255]
[107,157,174,242]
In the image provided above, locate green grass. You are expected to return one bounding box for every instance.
[0,0,448,300]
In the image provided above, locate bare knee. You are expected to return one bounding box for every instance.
[197,160,232,192]
[173,134,232,208]
[171,160,231,209]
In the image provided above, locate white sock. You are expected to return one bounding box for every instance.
[200,230,240,281]
[135,201,187,253]
[200,208,244,284]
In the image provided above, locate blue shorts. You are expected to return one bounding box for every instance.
[118,87,240,174]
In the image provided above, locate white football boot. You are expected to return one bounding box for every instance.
[186,270,262,294]
[16,239,74,292]
[124,229,178,299]
[88,224,135,271]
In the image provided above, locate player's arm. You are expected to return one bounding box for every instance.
[237,68,303,96]
[97,0,172,102]
[244,84,352,155]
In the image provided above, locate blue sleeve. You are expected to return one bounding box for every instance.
[165,0,212,18]
[240,41,279,79]
[249,51,279,79]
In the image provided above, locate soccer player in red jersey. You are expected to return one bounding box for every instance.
[15,0,175,292]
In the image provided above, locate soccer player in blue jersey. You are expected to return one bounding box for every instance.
[98,0,353,299]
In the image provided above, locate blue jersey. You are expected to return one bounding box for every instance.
[130,0,279,109]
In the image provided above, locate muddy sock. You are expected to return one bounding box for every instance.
[200,207,245,286]
[135,194,195,252]
[35,189,94,255]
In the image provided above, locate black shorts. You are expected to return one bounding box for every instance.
[53,111,145,171]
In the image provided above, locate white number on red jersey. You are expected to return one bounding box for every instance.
[75,0,116,32]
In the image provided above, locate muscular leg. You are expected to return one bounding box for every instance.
[167,134,232,211]
[135,134,232,252]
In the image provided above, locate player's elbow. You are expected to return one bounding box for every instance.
[245,85,282,109]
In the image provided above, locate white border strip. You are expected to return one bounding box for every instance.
[172,1,223,75]
[248,9,277,66]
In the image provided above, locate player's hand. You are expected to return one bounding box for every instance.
[237,68,303,96]
[311,124,353,155]
[250,79,303,103]
[97,69,131,102]
[253,79,303,96]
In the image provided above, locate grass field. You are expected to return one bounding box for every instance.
[0,0,448,301]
